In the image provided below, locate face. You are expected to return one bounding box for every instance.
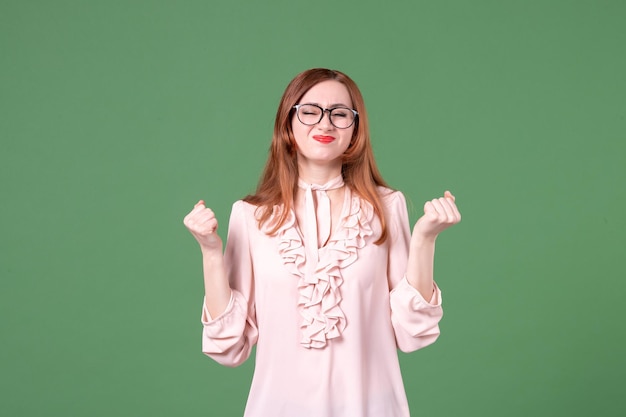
[291,80,355,171]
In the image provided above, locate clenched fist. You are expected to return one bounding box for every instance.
[183,200,223,253]
[413,191,461,240]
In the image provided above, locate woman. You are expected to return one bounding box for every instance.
[184,68,461,416]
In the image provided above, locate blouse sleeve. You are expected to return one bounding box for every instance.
[200,200,259,367]
[386,191,444,353]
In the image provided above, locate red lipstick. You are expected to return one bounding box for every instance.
[313,135,335,144]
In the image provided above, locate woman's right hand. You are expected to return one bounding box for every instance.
[183,200,223,253]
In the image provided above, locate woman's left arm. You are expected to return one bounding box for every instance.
[406,191,462,301]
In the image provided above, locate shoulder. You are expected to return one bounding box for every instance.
[376,186,407,209]
[229,200,260,225]
[232,199,256,212]
[229,200,247,215]
[231,200,288,234]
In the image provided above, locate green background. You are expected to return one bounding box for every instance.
[2,0,624,416]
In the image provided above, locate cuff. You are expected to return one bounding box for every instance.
[201,291,235,324]
[391,276,442,307]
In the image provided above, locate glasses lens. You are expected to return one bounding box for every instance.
[330,107,355,129]
[297,105,323,125]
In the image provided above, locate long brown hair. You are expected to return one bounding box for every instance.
[244,68,391,244]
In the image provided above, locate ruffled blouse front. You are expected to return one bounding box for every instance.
[201,187,444,417]
[276,186,374,348]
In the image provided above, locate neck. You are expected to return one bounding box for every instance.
[297,160,343,185]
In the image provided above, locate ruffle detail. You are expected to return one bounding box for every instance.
[274,189,375,349]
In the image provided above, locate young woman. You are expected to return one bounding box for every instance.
[184,68,461,416]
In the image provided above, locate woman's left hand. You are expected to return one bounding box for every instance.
[413,191,461,241]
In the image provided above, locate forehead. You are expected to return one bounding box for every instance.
[300,80,352,107]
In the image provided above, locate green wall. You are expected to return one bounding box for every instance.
[2,0,624,416]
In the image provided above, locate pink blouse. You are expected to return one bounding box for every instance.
[201,187,443,417]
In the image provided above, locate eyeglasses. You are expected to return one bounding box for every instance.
[293,104,358,129]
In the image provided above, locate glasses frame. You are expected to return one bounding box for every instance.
[292,104,359,129]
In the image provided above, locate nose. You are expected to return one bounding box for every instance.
[318,109,334,129]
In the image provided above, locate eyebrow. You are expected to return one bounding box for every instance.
[304,102,353,109]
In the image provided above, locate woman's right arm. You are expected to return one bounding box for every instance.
[183,200,232,317]
[184,200,258,367]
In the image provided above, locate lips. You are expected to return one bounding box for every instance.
[313,135,336,144]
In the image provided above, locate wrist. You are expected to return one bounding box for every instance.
[200,245,223,259]
[411,229,438,247]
